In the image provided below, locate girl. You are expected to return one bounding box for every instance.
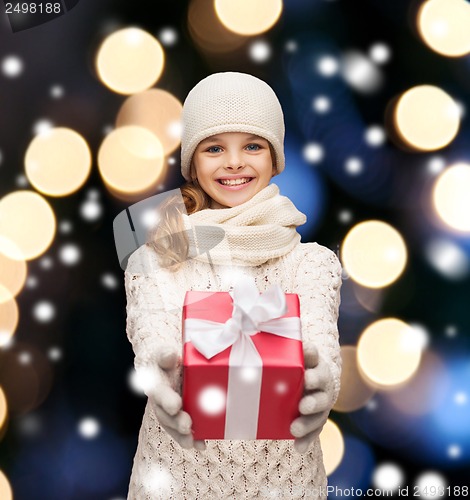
[125,72,342,499]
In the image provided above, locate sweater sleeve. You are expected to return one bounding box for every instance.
[292,243,342,404]
[124,245,182,373]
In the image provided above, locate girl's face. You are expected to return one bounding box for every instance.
[192,132,276,209]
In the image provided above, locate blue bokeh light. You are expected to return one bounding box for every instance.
[327,435,375,498]
[274,139,325,239]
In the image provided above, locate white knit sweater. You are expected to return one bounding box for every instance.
[125,240,342,499]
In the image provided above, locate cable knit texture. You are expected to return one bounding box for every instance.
[125,235,342,499]
[182,184,306,267]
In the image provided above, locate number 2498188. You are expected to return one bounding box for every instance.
[5,3,62,14]
[411,485,468,496]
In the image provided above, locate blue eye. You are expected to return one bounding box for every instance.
[207,146,222,153]
[246,144,261,151]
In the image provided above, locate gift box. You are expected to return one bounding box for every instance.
[182,277,304,440]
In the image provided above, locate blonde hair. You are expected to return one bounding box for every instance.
[146,162,210,270]
[148,143,277,271]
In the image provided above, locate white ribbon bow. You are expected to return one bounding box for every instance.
[183,275,301,439]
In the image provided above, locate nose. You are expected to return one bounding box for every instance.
[225,150,245,170]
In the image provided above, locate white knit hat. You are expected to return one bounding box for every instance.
[180,72,285,181]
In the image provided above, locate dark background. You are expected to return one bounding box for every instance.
[1,0,470,498]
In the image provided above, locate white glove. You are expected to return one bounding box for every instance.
[290,342,335,454]
[146,346,206,451]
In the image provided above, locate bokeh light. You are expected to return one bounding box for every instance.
[357,318,423,388]
[312,95,331,113]
[303,142,324,164]
[101,273,119,290]
[352,282,384,313]
[58,244,81,266]
[425,238,468,279]
[198,385,226,416]
[0,470,12,500]
[95,27,165,95]
[372,462,404,492]
[1,55,23,77]
[427,156,446,175]
[116,89,183,156]
[32,119,54,136]
[0,386,7,430]
[341,220,408,288]
[319,419,344,475]
[385,350,449,416]
[341,51,383,94]
[187,0,247,55]
[344,157,363,176]
[327,436,375,498]
[334,346,375,412]
[158,27,178,47]
[417,0,470,57]
[97,126,165,195]
[0,343,54,415]
[0,190,56,260]
[364,125,386,147]
[140,463,174,497]
[214,0,283,36]
[50,84,64,98]
[25,127,92,197]
[248,40,271,63]
[430,356,470,449]
[0,295,19,347]
[415,471,447,499]
[48,347,62,362]
[432,163,470,232]
[78,417,100,439]
[128,366,158,396]
[317,55,339,76]
[394,85,460,151]
[0,236,27,303]
[32,301,55,323]
[369,42,391,64]
[80,198,103,222]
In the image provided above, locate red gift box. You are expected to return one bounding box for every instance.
[181,279,304,440]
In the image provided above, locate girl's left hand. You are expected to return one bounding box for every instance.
[290,342,335,454]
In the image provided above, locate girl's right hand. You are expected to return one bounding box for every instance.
[148,347,206,451]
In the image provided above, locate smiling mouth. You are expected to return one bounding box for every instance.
[216,177,254,186]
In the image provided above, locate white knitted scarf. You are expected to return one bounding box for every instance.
[182,183,306,266]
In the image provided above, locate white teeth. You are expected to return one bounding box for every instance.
[219,178,252,186]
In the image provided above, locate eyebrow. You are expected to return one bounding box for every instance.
[198,134,266,145]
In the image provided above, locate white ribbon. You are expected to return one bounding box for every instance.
[183,276,301,439]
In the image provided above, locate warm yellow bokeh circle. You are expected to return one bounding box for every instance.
[116,89,183,156]
[25,127,92,196]
[96,27,165,95]
[0,469,12,500]
[394,85,460,151]
[319,419,344,475]
[357,318,422,388]
[334,346,375,412]
[98,126,165,194]
[417,0,470,57]
[0,295,19,347]
[0,386,7,430]
[214,0,283,36]
[433,163,470,232]
[341,220,407,288]
[0,190,56,260]
[0,236,27,303]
